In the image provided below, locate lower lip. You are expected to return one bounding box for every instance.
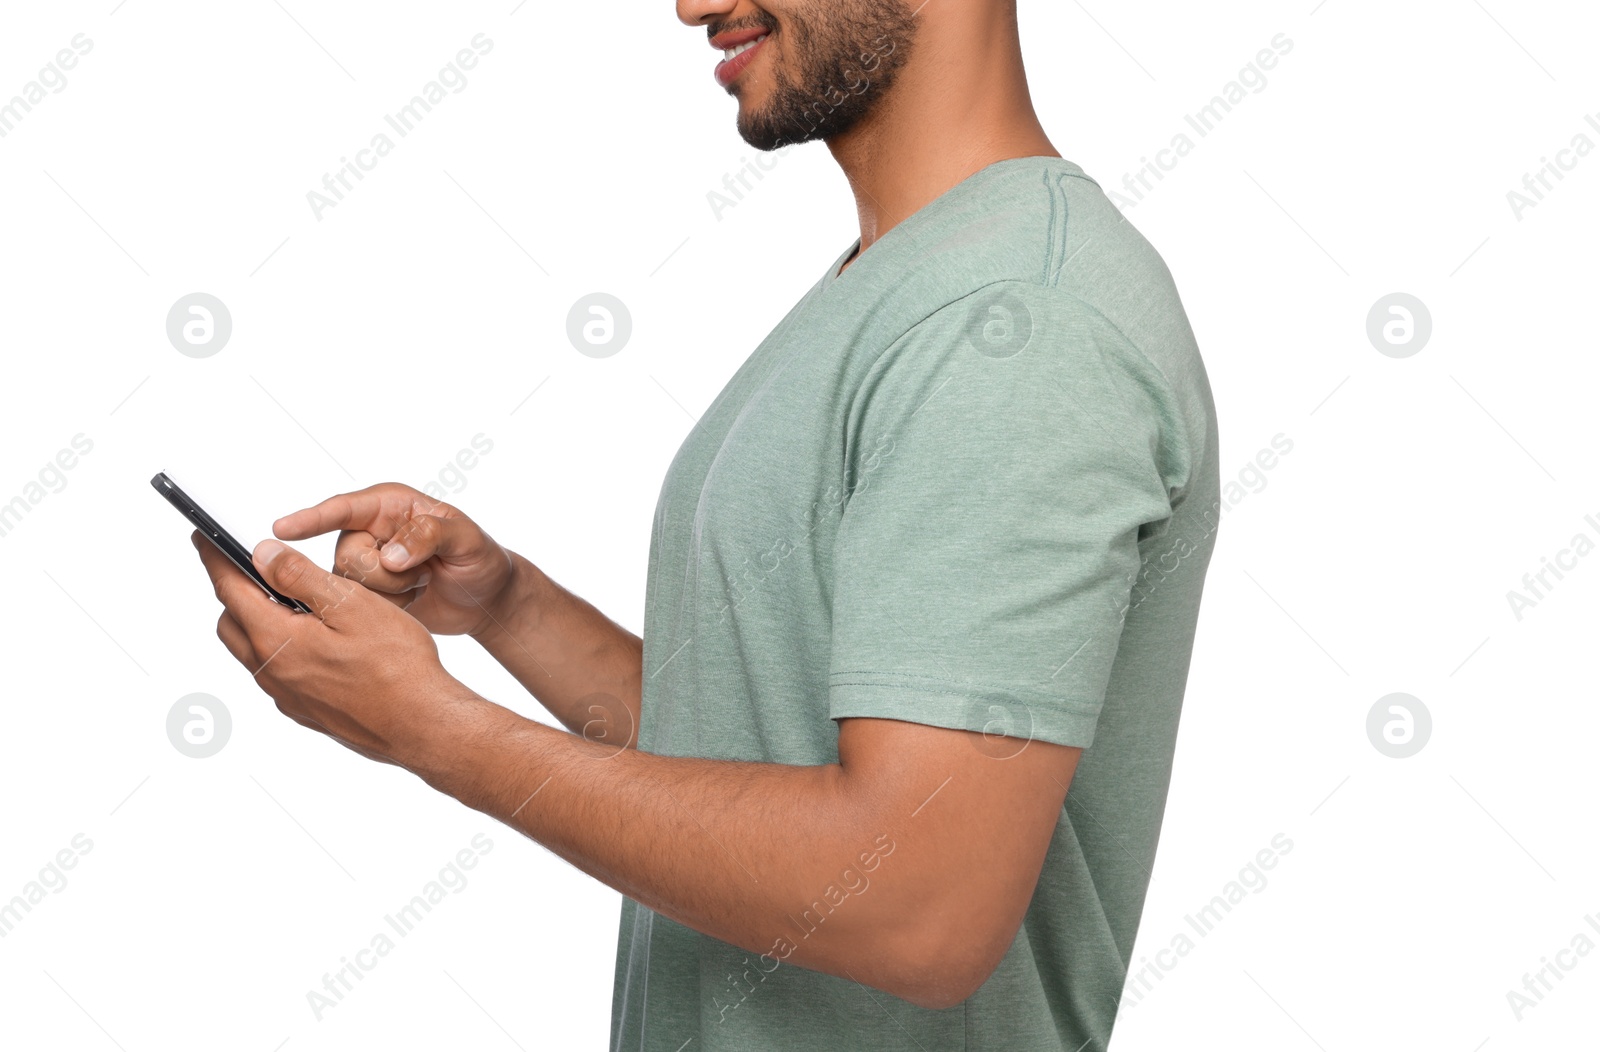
[714,36,769,88]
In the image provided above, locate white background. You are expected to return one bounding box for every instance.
[1,1,1595,1049]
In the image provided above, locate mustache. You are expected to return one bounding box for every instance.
[708,12,778,44]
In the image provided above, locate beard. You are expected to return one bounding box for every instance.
[733,3,919,151]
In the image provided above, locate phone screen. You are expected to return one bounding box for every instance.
[152,472,313,614]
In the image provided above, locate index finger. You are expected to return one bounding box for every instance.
[273,483,428,541]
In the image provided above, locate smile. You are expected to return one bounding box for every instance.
[713,32,770,88]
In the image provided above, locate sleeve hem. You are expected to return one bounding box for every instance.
[828,675,1104,749]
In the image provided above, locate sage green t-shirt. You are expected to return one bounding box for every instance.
[610,156,1220,1052]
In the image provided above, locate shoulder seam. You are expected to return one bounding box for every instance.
[1044,170,1074,288]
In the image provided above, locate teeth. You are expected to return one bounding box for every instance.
[723,34,767,61]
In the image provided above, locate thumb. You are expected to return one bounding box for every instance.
[380,511,485,571]
[254,539,351,619]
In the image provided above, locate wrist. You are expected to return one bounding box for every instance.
[469,552,543,644]
[404,688,549,810]
[396,676,506,787]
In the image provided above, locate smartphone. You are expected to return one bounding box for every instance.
[151,471,314,614]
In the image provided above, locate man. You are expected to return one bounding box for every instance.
[197,1,1220,1048]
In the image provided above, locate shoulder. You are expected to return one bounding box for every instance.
[928,162,1214,491]
[871,164,1214,494]
[923,163,1195,356]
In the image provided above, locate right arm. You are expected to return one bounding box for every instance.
[470,551,642,747]
[273,484,644,747]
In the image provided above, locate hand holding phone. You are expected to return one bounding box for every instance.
[152,471,314,614]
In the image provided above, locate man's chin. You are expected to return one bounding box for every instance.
[737,124,804,152]
[736,107,817,152]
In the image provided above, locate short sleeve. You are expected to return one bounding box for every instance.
[827,282,1189,748]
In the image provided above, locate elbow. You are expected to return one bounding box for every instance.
[874,917,1013,1011]
[899,978,988,1013]
[890,953,1002,1012]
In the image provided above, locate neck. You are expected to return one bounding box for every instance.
[827,11,1058,269]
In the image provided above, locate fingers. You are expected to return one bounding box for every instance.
[214,609,297,684]
[377,589,416,611]
[215,609,256,666]
[195,530,288,622]
[217,602,344,743]
[273,483,437,541]
[379,513,483,573]
[273,491,370,539]
[332,530,431,594]
[252,539,359,622]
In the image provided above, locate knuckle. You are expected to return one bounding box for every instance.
[338,541,384,581]
[379,482,427,508]
[394,514,436,554]
[274,559,305,589]
[412,493,454,519]
[325,575,362,610]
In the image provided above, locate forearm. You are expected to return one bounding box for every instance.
[469,552,643,744]
[406,692,943,1004]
